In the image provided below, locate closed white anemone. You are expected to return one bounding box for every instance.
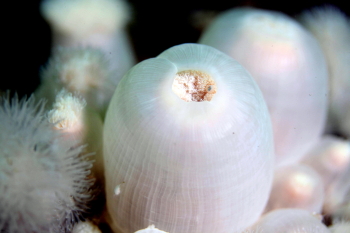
[134,225,168,233]
[265,164,324,213]
[72,221,102,233]
[41,0,136,85]
[103,43,274,233]
[304,138,350,217]
[248,209,330,232]
[324,164,350,215]
[200,8,328,167]
[302,135,350,189]
[300,7,350,135]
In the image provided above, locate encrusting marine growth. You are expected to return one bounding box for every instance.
[172,70,217,102]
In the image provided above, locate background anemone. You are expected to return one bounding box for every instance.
[0,95,94,233]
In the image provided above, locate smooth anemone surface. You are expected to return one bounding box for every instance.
[103,43,274,233]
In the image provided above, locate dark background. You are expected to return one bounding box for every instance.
[2,0,349,98]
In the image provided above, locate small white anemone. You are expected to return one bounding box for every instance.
[47,89,105,194]
[37,47,114,114]
[0,94,94,233]
[48,89,86,131]
[134,225,169,233]
[265,164,324,213]
[303,135,350,189]
[248,209,330,232]
[72,221,102,233]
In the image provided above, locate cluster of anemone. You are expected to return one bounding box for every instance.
[1,0,350,233]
